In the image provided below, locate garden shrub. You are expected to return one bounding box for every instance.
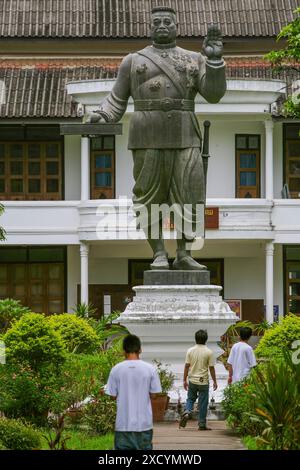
[56,349,123,415]
[65,352,120,392]
[48,314,99,353]
[0,312,122,426]
[0,417,41,450]
[0,364,66,425]
[91,311,128,350]
[35,349,123,433]
[248,352,300,450]
[72,302,97,318]
[255,314,300,359]
[3,313,66,370]
[223,352,300,450]
[222,377,262,436]
[0,349,123,426]
[97,346,123,384]
[242,435,266,450]
[83,395,117,435]
[0,298,31,333]
[1,313,67,424]
[52,354,110,414]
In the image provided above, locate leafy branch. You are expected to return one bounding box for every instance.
[0,204,6,241]
[264,7,300,118]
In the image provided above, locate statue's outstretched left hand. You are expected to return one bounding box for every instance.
[203,25,223,62]
[83,111,106,124]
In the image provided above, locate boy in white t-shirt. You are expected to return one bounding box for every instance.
[227,327,257,384]
[106,334,162,450]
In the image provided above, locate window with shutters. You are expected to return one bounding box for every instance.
[284,124,300,199]
[0,126,63,200]
[90,136,115,199]
[235,134,260,198]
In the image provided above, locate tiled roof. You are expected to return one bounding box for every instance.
[0,0,298,38]
[0,64,118,118]
[0,57,298,118]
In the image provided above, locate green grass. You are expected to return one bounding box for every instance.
[41,429,114,450]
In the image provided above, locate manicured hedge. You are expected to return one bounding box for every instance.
[48,314,100,353]
[4,313,66,369]
[0,417,41,450]
[255,314,300,359]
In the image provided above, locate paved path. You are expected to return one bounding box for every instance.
[153,420,245,450]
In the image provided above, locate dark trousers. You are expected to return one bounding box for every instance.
[185,382,209,426]
[114,429,153,450]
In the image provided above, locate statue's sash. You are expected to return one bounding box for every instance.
[136,47,186,98]
[136,47,202,145]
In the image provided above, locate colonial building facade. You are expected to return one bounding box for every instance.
[0,0,299,323]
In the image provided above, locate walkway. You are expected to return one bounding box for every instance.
[153,420,245,450]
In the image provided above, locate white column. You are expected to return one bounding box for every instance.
[81,136,90,201]
[265,241,274,323]
[265,120,274,200]
[80,242,89,305]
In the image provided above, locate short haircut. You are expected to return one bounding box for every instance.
[195,329,208,344]
[239,327,252,341]
[123,334,141,354]
[151,6,176,16]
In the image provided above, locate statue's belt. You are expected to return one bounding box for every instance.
[134,98,194,112]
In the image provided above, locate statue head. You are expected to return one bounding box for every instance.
[150,6,177,45]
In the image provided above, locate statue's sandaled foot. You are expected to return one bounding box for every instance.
[150,252,169,270]
[173,255,207,271]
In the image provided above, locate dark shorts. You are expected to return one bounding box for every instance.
[114,429,153,450]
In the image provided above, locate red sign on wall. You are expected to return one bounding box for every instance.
[205,207,219,229]
[162,207,219,230]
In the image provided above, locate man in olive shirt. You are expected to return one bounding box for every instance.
[180,329,217,430]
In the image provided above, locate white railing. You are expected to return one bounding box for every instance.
[0,201,80,244]
[78,198,274,241]
[1,198,299,244]
[273,199,300,244]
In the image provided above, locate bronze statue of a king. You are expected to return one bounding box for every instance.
[85,6,226,270]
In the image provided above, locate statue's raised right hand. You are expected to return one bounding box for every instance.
[203,25,223,62]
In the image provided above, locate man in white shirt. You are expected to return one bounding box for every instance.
[227,327,257,384]
[106,334,162,450]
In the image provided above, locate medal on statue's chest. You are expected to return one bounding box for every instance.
[160,51,199,89]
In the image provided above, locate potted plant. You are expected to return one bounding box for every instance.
[151,360,175,422]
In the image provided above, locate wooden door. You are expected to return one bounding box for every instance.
[77,284,133,318]
[241,299,265,323]
[286,140,300,198]
[286,261,300,315]
[0,262,65,314]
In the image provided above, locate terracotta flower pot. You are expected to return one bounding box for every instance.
[66,408,82,423]
[151,394,169,422]
[165,395,170,410]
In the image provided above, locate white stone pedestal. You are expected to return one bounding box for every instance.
[118,284,238,403]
